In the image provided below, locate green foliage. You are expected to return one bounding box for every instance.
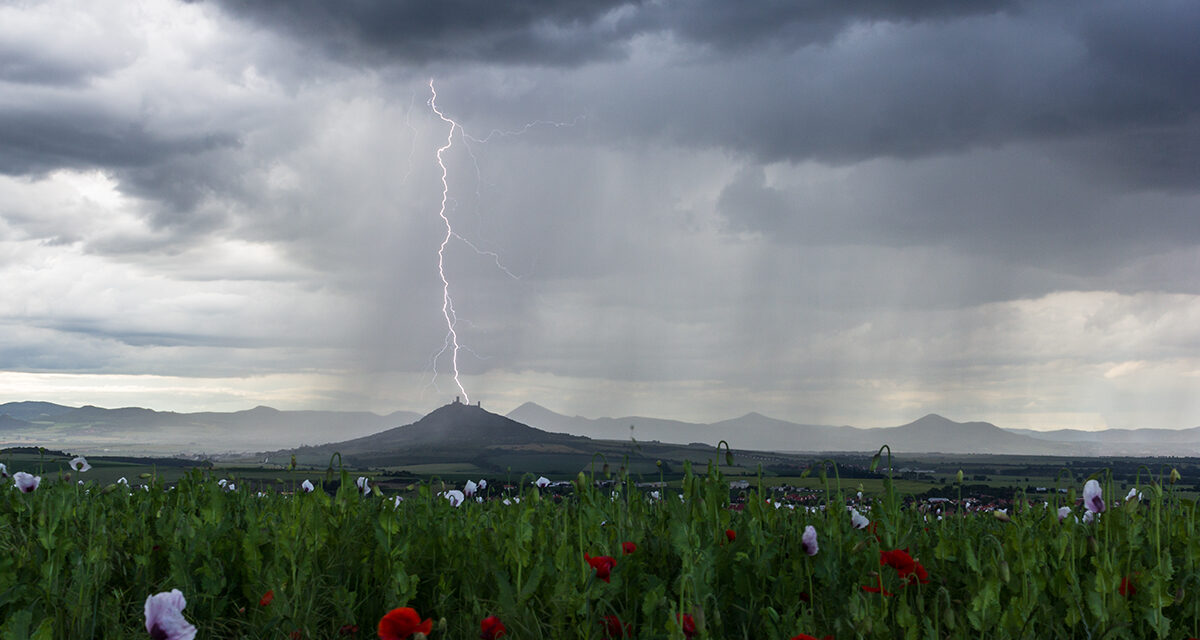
[0,462,1198,639]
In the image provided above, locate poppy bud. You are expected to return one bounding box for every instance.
[992,510,1010,522]
[944,603,956,628]
[955,469,964,484]
[1087,535,1099,555]
[1170,468,1182,484]
[851,540,867,554]
[999,560,1010,583]
[139,473,152,479]
[1175,586,1185,606]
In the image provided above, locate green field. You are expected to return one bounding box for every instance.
[2,446,1200,639]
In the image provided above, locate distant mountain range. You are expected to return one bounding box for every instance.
[2,399,1198,457]
[506,403,1200,457]
[0,401,420,454]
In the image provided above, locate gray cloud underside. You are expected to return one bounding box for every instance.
[197,0,1200,167]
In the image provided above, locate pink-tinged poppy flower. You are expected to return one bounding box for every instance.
[1057,506,1072,522]
[534,476,550,488]
[378,607,432,640]
[678,613,697,638]
[0,462,7,478]
[801,525,818,556]
[1082,479,1105,513]
[850,508,869,529]
[300,479,314,492]
[443,489,465,507]
[464,479,478,497]
[13,471,39,493]
[599,614,631,639]
[355,476,370,496]
[725,528,736,542]
[622,541,637,555]
[69,456,91,472]
[478,478,487,490]
[479,615,507,639]
[585,553,617,582]
[259,590,274,607]
[144,589,197,640]
[1125,487,1143,502]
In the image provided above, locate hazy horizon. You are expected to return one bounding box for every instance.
[3,1,1199,432]
[5,397,1196,434]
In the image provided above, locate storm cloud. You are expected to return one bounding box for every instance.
[1,0,1198,431]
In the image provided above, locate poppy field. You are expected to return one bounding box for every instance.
[2,451,1200,639]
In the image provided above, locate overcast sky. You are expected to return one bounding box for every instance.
[2,0,1199,430]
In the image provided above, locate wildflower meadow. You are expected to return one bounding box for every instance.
[2,450,1200,639]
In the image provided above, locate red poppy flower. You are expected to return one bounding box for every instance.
[259,590,274,607]
[378,607,433,640]
[1119,576,1136,597]
[479,615,507,639]
[599,614,631,639]
[880,549,916,573]
[789,635,833,640]
[725,529,736,542]
[880,549,930,585]
[860,575,895,597]
[678,613,696,638]
[585,553,617,582]
[622,541,637,555]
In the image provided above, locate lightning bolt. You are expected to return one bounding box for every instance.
[424,80,579,403]
[429,78,471,403]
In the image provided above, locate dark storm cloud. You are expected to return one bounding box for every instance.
[198,0,1019,67]
[715,148,1200,293]
[631,0,1017,52]
[608,2,1200,168]
[195,0,644,66]
[0,107,234,177]
[0,103,241,235]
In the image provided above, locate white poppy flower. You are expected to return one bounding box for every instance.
[1082,479,1105,513]
[13,471,40,493]
[301,479,315,493]
[801,525,819,556]
[144,589,197,640]
[69,456,91,472]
